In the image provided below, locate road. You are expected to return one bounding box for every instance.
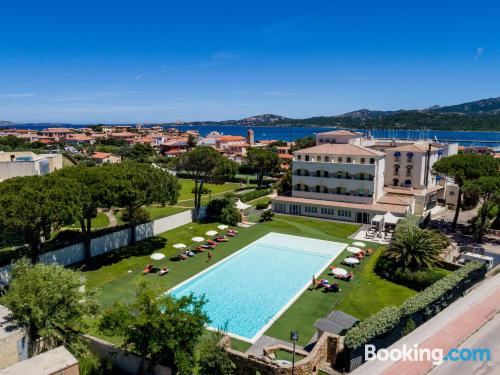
[429,312,499,375]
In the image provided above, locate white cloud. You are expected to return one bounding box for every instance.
[0,93,37,98]
[134,73,145,81]
[475,47,485,59]
[18,74,70,87]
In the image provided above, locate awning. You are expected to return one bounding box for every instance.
[383,211,401,225]
[371,214,384,223]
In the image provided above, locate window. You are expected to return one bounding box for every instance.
[316,185,321,193]
[321,207,335,215]
[316,170,321,177]
[324,156,329,162]
[305,206,318,213]
[319,138,324,143]
[346,157,352,163]
[406,165,412,177]
[360,158,365,164]
[359,173,365,180]
[305,155,310,161]
[338,157,343,163]
[338,210,351,217]
[370,158,375,164]
[449,191,455,196]
[297,155,301,160]
[394,164,400,175]
[323,186,329,193]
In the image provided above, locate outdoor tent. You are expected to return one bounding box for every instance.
[371,214,384,230]
[383,211,401,226]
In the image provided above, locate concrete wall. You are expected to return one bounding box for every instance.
[0,209,199,286]
[0,329,26,370]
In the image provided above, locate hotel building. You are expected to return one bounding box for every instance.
[272,131,458,223]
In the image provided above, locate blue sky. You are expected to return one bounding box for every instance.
[1,0,499,123]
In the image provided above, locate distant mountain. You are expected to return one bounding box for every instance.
[430,97,500,115]
[168,97,500,131]
[0,120,14,126]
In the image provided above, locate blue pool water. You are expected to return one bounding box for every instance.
[169,233,345,341]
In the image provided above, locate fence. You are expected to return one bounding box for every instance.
[0,208,199,286]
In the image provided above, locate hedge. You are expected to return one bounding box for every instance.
[344,261,485,350]
[344,307,401,349]
[238,188,272,203]
[399,261,483,316]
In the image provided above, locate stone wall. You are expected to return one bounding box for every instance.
[222,333,344,375]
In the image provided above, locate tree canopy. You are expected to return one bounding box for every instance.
[1,259,99,356]
[176,146,237,219]
[0,175,81,262]
[112,162,180,242]
[99,282,209,375]
[246,147,280,187]
[433,154,499,228]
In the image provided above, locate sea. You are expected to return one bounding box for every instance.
[7,124,500,147]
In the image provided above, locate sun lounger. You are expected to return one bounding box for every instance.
[324,283,341,292]
[178,253,188,260]
[159,268,169,276]
[143,265,153,274]
[207,239,218,246]
[215,236,228,242]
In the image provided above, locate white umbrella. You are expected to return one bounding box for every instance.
[191,237,204,242]
[347,246,361,254]
[206,230,218,236]
[173,243,186,249]
[352,241,366,247]
[217,224,228,230]
[344,257,360,265]
[150,253,165,260]
[331,268,348,276]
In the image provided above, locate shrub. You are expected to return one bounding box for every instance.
[239,188,272,203]
[255,201,270,210]
[399,261,484,316]
[344,307,401,349]
[344,261,485,350]
[401,318,416,336]
[220,206,241,226]
[259,210,274,222]
[207,197,234,217]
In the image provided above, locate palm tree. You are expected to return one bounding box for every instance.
[384,227,440,270]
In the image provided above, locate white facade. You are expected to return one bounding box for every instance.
[272,131,458,224]
[0,151,63,182]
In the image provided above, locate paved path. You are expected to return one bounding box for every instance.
[103,210,117,227]
[428,312,499,375]
[351,273,500,375]
[246,335,305,357]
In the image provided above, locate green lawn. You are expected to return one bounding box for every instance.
[142,205,190,220]
[66,212,110,230]
[80,214,415,348]
[176,178,243,202]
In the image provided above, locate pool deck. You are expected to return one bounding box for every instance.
[168,232,347,343]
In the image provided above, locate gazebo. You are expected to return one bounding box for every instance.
[235,199,252,222]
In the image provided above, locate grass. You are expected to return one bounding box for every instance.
[80,214,416,348]
[66,212,110,230]
[248,195,271,207]
[176,178,243,201]
[274,349,305,362]
[142,205,190,220]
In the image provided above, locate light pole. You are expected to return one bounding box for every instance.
[290,330,298,375]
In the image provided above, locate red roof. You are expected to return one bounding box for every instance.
[217,136,245,142]
[278,153,293,159]
[91,152,112,159]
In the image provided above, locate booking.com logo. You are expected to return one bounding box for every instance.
[365,344,491,365]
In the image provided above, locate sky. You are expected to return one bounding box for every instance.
[1,0,500,124]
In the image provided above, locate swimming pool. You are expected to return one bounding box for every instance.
[169,232,346,342]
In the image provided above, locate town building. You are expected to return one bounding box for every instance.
[90,152,122,165]
[272,131,459,223]
[0,151,63,182]
[40,128,75,141]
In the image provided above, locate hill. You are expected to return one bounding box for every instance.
[167,97,500,131]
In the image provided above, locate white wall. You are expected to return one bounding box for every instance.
[0,209,199,286]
